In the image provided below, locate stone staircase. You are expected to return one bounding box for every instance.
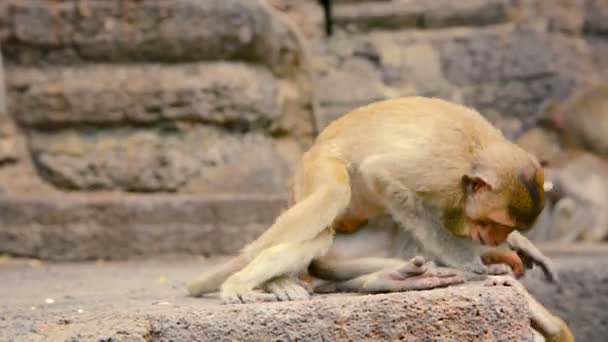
[0,0,314,260]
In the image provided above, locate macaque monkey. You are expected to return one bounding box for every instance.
[545,83,608,158]
[188,96,546,304]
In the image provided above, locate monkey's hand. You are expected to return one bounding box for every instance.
[507,231,559,284]
[316,256,465,294]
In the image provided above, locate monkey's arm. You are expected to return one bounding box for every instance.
[486,276,574,342]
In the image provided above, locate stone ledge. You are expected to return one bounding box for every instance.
[0,0,305,76]
[333,0,511,32]
[0,193,287,260]
[0,256,532,341]
[6,63,281,129]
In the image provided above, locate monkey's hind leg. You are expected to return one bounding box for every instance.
[221,229,334,304]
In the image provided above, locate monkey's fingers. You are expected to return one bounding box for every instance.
[517,251,560,284]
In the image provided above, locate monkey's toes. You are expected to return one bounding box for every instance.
[410,256,426,267]
[265,278,311,302]
[221,292,278,305]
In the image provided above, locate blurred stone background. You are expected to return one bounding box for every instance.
[0,0,607,260]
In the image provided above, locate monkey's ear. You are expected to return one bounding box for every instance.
[463,171,496,194]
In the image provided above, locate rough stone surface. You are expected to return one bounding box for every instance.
[0,256,532,342]
[28,126,298,192]
[0,0,316,195]
[521,246,608,342]
[332,0,512,32]
[0,194,286,260]
[7,63,281,129]
[0,0,306,77]
[0,50,17,164]
[312,24,591,131]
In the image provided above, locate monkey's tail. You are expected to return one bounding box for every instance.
[187,254,249,297]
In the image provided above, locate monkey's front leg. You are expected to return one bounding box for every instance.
[360,155,487,278]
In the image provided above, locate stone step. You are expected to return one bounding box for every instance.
[333,0,512,32]
[6,62,283,129]
[0,193,286,260]
[0,255,532,341]
[4,62,311,193]
[0,0,304,75]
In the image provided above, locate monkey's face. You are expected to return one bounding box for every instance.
[463,165,545,246]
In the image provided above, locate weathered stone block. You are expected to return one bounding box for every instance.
[29,125,297,193]
[333,0,512,32]
[436,25,591,119]
[7,63,282,129]
[0,193,286,260]
[1,0,306,77]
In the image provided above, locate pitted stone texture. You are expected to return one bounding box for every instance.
[522,248,608,342]
[0,0,306,77]
[0,50,16,164]
[313,24,592,131]
[7,63,283,130]
[0,194,286,260]
[0,257,532,342]
[28,125,298,192]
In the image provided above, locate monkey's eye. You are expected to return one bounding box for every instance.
[472,181,484,193]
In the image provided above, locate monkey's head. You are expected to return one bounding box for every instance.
[462,143,545,246]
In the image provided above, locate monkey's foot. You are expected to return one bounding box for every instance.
[264,277,311,302]
[221,290,279,305]
[220,282,278,304]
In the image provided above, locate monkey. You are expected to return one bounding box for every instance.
[544,83,608,158]
[187,96,546,304]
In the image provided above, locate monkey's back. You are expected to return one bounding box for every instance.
[316,96,505,164]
